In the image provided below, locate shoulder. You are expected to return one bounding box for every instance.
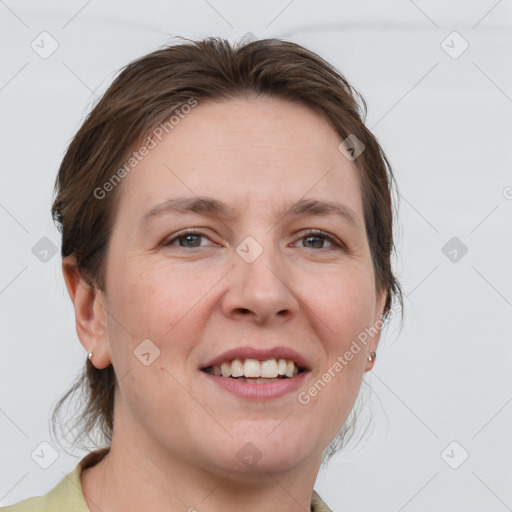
[0,494,55,512]
[311,489,334,512]
[0,449,109,512]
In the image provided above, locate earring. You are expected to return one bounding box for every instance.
[88,352,93,360]
[368,351,376,362]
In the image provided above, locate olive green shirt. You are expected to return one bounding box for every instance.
[0,449,332,511]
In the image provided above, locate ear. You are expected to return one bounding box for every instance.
[365,287,388,372]
[62,255,112,369]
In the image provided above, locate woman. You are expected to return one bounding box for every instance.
[1,36,402,512]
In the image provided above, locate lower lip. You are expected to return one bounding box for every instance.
[200,370,308,400]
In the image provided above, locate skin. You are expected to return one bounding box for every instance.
[63,96,387,512]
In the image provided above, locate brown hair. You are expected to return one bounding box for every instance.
[50,36,403,464]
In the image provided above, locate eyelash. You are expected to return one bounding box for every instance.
[162,228,346,251]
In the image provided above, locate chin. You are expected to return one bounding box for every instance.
[204,430,316,475]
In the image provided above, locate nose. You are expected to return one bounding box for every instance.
[220,240,299,325]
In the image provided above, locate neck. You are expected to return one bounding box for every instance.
[81,425,322,512]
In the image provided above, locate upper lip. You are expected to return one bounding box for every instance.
[201,346,311,371]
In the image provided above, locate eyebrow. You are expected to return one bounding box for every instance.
[139,196,362,230]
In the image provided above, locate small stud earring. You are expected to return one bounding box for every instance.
[88,352,93,360]
[368,351,376,362]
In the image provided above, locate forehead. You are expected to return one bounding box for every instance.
[116,97,364,222]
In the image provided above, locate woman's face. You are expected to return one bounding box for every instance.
[89,97,386,474]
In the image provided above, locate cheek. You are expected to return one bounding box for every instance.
[300,282,373,444]
[110,262,191,330]
[305,265,377,343]
[103,264,206,426]
[305,269,376,418]
[106,261,219,366]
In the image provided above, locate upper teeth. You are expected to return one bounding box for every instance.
[210,358,300,378]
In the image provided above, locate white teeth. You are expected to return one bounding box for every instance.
[235,377,282,383]
[260,359,278,378]
[230,358,244,377]
[221,362,231,377]
[243,359,261,377]
[208,358,301,378]
[285,360,295,378]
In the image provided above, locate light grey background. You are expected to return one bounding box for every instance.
[1,1,511,510]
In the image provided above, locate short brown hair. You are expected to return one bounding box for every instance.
[50,36,403,463]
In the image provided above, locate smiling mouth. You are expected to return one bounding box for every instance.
[201,357,305,383]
